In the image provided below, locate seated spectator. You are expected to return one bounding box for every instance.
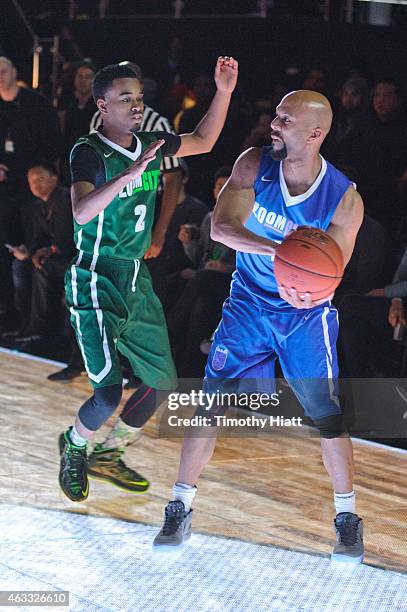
[147,160,208,310]
[7,162,75,351]
[0,56,62,330]
[168,166,235,378]
[339,246,407,378]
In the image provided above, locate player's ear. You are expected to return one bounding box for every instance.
[97,98,108,115]
[307,128,322,143]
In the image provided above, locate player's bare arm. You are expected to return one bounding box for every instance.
[279,186,364,309]
[176,57,238,157]
[327,186,364,266]
[211,147,279,254]
[71,139,164,225]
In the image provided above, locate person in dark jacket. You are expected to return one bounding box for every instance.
[8,162,74,346]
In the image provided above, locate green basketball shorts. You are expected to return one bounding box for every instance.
[65,253,177,390]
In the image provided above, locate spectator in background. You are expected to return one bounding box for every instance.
[0,56,62,331]
[242,110,272,149]
[168,166,235,378]
[178,77,251,202]
[7,162,74,352]
[59,61,97,184]
[302,67,328,94]
[323,75,369,166]
[147,160,208,310]
[338,240,407,378]
[348,78,407,233]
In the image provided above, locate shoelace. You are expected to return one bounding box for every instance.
[66,447,86,491]
[162,505,185,536]
[337,517,359,546]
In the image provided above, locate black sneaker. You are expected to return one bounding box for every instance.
[87,444,149,493]
[331,512,364,563]
[58,427,89,502]
[153,500,193,550]
[48,366,85,383]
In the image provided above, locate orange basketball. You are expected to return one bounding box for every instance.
[274,228,344,300]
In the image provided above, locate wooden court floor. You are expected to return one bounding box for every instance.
[0,351,406,573]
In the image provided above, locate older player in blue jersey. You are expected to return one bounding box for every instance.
[154,90,364,563]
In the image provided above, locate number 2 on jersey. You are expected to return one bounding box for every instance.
[134,204,147,233]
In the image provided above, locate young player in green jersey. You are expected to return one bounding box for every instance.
[59,57,238,502]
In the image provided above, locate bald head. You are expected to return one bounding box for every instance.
[279,90,333,135]
[0,56,17,99]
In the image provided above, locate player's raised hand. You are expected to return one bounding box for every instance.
[125,140,164,180]
[214,56,238,93]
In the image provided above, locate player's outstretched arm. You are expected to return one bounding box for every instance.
[211,148,279,255]
[176,56,238,158]
[327,186,364,266]
[71,140,164,225]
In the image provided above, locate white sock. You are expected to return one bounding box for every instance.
[172,482,197,512]
[334,490,356,515]
[101,417,141,450]
[69,426,88,447]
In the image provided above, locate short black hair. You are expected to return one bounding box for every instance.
[92,63,142,103]
[373,77,403,98]
[27,160,58,176]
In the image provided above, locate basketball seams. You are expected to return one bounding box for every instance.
[276,237,343,276]
[274,254,343,280]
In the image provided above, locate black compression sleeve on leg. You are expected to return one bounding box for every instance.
[313,414,348,439]
[78,384,123,431]
[119,384,160,428]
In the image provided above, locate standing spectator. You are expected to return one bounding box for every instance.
[168,166,235,378]
[59,62,97,184]
[147,160,208,310]
[323,75,369,166]
[178,77,251,202]
[0,57,62,330]
[348,79,407,232]
[8,162,74,350]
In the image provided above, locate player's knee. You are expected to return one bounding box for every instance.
[313,414,347,439]
[78,383,123,431]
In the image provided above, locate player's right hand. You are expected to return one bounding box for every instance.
[278,285,334,309]
[125,140,164,180]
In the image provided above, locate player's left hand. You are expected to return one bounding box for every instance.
[214,56,238,93]
[278,285,334,309]
[144,228,166,259]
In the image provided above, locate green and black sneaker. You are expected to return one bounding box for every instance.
[87,444,150,493]
[58,427,89,502]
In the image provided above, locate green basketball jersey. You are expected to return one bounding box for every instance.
[70,131,162,260]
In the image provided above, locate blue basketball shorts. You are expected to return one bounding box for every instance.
[204,295,342,421]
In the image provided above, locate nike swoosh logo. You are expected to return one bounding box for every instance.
[261,175,273,182]
[104,151,114,158]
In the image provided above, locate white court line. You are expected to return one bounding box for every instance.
[351,436,407,455]
[0,346,67,368]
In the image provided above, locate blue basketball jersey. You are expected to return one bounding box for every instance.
[230,147,352,311]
